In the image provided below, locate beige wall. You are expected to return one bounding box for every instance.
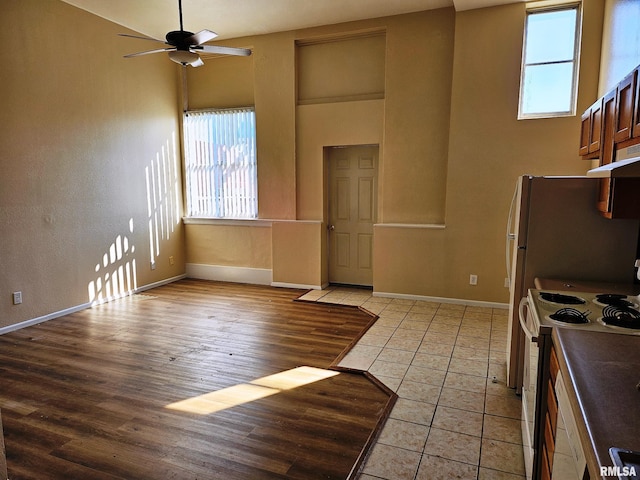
[185,223,271,268]
[296,100,385,220]
[271,222,323,287]
[382,9,455,225]
[427,1,604,302]
[1,0,185,329]
[253,32,298,221]
[599,0,640,93]
[187,54,255,109]
[184,3,606,302]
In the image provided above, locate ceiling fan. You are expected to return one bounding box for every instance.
[120,0,251,67]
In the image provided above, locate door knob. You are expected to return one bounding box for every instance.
[328,225,335,231]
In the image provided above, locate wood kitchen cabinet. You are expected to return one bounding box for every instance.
[580,63,640,219]
[596,91,616,216]
[596,85,640,219]
[541,346,590,480]
[633,65,640,138]
[600,90,617,168]
[602,178,640,219]
[614,69,637,144]
[578,110,590,156]
[579,99,602,157]
[541,346,560,479]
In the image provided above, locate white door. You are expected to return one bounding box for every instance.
[328,145,378,286]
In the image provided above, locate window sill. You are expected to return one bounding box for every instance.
[182,217,273,227]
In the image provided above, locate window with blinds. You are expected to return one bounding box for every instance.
[183,108,257,219]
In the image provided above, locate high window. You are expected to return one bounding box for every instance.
[518,4,581,119]
[183,108,257,219]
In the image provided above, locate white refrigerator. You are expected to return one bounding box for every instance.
[506,175,640,392]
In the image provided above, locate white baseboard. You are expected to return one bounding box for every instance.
[0,274,187,336]
[373,291,508,310]
[0,302,93,335]
[271,282,327,290]
[136,274,187,293]
[186,263,273,286]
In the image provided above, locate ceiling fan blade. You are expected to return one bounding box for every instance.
[186,29,218,46]
[124,47,175,58]
[118,33,164,43]
[198,45,252,57]
[191,57,205,67]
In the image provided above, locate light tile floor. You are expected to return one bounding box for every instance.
[298,287,525,480]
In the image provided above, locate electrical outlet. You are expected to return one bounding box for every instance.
[504,277,510,288]
[12,291,22,305]
[469,274,478,286]
[169,256,175,265]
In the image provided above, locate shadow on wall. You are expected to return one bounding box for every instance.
[87,133,182,305]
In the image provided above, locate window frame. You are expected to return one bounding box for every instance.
[518,2,582,120]
[182,107,258,220]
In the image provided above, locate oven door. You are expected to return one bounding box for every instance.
[519,296,552,480]
[519,296,538,480]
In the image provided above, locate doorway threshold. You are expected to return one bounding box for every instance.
[297,284,375,307]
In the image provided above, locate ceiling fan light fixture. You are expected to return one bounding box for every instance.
[168,49,200,66]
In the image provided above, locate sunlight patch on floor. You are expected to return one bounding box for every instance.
[165,366,340,415]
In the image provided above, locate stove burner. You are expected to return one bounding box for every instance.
[596,293,626,302]
[601,305,640,330]
[595,294,635,308]
[549,308,590,324]
[539,292,586,306]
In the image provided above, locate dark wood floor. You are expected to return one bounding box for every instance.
[0,279,394,480]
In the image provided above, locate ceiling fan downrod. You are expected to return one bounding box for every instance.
[166,0,193,48]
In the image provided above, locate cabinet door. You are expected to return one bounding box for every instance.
[608,178,640,218]
[579,109,591,156]
[597,91,617,216]
[588,99,602,153]
[615,70,637,143]
[601,90,617,166]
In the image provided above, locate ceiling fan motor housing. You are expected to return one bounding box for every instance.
[166,30,195,48]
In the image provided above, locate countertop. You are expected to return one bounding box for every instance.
[535,277,640,295]
[552,328,640,479]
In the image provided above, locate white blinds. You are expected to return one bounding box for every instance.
[183,108,257,218]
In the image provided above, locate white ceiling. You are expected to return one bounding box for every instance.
[61,0,525,42]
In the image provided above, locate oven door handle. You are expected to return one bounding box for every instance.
[518,297,538,343]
